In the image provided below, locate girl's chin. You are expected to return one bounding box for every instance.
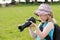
[41,20,46,23]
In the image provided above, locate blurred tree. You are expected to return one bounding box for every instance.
[11,0,16,5]
[45,0,48,3]
[51,0,53,3]
[35,0,37,4]
[25,0,30,4]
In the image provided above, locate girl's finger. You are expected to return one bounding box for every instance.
[30,21,33,23]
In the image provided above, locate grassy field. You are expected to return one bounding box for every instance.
[0,4,60,40]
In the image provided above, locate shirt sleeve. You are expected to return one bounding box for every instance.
[41,22,54,38]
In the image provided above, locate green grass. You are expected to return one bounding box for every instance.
[0,4,60,40]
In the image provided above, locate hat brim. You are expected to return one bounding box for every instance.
[35,9,50,16]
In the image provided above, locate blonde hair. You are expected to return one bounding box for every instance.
[47,14,56,24]
[52,18,56,23]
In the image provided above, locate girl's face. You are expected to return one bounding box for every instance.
[39,14,48,22]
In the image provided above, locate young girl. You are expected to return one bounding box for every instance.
[29,3,56,40]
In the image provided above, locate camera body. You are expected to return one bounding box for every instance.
[18,17,36,32]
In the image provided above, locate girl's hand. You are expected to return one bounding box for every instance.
[30,21,37,28]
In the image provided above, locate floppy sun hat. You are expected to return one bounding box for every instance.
[35,3,52,16]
